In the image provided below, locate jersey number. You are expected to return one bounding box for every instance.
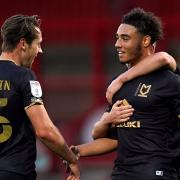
[0,98,12,143]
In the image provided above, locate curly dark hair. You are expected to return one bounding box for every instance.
[122,8,163,44]
[1,14,41,52]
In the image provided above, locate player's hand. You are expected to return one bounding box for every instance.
[109,100,134,124]
[63,145,80,174]
[106,78,123,104]
[67,162,80,180]
[67,175,80,180]
[70,145,80,160]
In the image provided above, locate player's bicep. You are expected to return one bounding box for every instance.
[25,104,53,136]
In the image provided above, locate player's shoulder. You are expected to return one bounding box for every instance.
[161,69,180,87]
[158,68,178,77]
[174,64,180,75]
[14,65,35,77]
[152,68,180,86]
[9,65,36,85]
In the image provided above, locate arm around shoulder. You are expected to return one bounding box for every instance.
[106,52,177,104]
[119,52,177,82]
[155,52,176,71]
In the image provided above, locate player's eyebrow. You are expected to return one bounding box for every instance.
[116,33,130,39]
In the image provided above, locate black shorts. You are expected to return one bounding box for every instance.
[0,171,35,180]
[111,160,178,180]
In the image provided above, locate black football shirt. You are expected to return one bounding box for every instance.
[110,68,180,174]
[0,61,43,178]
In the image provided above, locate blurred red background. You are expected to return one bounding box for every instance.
[1,0,180,179]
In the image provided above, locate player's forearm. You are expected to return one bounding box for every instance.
[92,112,111,139]
[116,52,176,84]
[26,105,78,164]
[77,138,118,157]
[40,126,77,164]
[141,52,176,71]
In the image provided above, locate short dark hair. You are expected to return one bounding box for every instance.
[1,14,41,52]
[122,8,163,44]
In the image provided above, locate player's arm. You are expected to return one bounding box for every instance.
[106,52,176,104]
[92,100,134,139]
[118,52,176,82]
[91,112,112,139]
[25,105,80,178]
[72,138,118,158]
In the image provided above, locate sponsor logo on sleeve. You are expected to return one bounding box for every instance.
[30,81,42,98]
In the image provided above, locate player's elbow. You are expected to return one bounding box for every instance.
[158,52,176,71]
[91,123,100,139]
[35,129,48,139]
[91,129,104,140]
[35,125,54,140]
[91,129,97,140]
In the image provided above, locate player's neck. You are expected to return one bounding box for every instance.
[0,52,19,66]
[128,48,154,68]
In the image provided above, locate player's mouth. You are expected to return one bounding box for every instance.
[118,51,125,57]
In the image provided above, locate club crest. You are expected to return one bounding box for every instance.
[137,83,151,98]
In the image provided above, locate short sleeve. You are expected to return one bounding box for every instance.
[20,69,43,109]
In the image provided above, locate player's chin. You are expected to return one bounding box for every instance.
[118,54,126,62]
[119,58,129,64]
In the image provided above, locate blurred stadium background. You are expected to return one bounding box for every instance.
[1,0,180,179]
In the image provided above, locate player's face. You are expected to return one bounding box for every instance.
[22,27,42,68]
[115,24,143,66]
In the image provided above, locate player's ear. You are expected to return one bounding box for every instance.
[19,38,26,51]
[143,35,151,48]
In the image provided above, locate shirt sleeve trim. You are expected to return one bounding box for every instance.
[24,102,43,110]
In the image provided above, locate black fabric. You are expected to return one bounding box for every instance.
[111,159,178,180]
[0,171,35,180]
[0,61,43,178]
[174,64,180,179]
[175,65,180,75]
[109,69,180,178]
